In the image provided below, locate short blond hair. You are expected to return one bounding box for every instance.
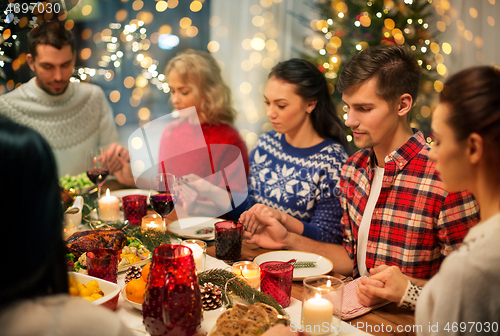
[166,50,235,125]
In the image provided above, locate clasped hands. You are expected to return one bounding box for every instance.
[355,265,410,306]
[239,204,291,250]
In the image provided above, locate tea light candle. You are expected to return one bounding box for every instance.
[302,294,334,334]
[183,241,205,273]
[98,188,120,221]
[232,261,260,289]
[141,214,163,232]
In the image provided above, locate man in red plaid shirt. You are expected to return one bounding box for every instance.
[243,45,479,286]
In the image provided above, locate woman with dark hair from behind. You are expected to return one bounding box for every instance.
[356,66,500,335]
[0,115,134,336]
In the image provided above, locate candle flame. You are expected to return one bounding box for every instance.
[327,280,331,287]
[315,293,322,300]
[106,188,111,197]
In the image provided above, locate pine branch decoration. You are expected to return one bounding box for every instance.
[124,226,180,253]
[198,268,286,316]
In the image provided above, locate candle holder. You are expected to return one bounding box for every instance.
[232,261,260,290]
[301,275,343,335]
[214,221,243,261]
[122,195,147,226]
[181,240,207,273]
[141,214,164,232]
[260,261,293,308]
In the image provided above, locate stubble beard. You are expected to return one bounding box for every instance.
[33,68,70,96]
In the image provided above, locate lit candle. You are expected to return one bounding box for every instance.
[98,188,120,221]
[183,241,206,273]
[232,261,260,289]
[302,293,334,335]
[141,214,163,232]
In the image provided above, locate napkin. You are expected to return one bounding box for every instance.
[342,276,390,320]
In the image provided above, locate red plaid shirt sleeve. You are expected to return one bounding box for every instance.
[341,131,479,279]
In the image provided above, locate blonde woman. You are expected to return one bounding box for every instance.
[113,51,249,215]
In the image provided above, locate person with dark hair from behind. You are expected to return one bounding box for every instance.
[0,20,127,177]
[243,45,479,288]
[0,115,134,336]
[357,66,500,335]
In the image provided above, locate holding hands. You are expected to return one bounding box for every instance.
[240,204,285,235]
[356,265,409,306]
[240,207,288,250]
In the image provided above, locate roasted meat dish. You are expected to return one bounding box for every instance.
[66,228,127,257]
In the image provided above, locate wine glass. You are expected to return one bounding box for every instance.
[86,148,110,199]
[150,173,178,231]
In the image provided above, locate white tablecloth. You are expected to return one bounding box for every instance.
[115,255,372,336]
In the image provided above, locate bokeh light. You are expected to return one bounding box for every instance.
[110,90,121,103]
[115,114,126,126]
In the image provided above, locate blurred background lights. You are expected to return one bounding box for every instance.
[158,34,180,50]
[131,137,143,150]
[190,1,202,12]
[156,1,168,12]
[442,42,452,54]
[132,160,145,173]
[138,107,150,120]
[115,113,126,126]
[207,41,220,52]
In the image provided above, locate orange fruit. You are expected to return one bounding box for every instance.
[126,279,147,304]
[141,262,151,282]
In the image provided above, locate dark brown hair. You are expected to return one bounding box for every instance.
[337,44,421,108]
[269,58,348,151]
[0,115,67,306]
[440,66,500,167]
[28,21,75,58]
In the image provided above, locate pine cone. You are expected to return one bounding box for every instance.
[125,265,142,284]
[200,282,222,311]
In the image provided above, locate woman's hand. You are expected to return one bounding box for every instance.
[242,211,288,250]
[357,265,409,303]
[179,174,214,198]
[240,204,285,235]
[177,184,199,215]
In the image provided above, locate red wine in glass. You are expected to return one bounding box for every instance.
[87,169,110,185]
[150,194,177,217]
[86,149,108,199]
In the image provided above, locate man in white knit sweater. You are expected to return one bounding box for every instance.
[0,21,126,176]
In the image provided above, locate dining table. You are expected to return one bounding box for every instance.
[109,205,418,336]
[95,180,418,336]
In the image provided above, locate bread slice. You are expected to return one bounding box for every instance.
[216,320,241,336]
[253,303,280,324]
[216,304,248,325]
[244,306,269,328]
[238,319,262,336]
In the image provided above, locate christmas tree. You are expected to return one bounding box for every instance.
[305,0,440,143]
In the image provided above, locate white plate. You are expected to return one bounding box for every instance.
[253,251,333,280]
[168,217,224,240]
[109,189,157,204]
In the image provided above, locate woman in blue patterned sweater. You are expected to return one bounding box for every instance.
[239,59,349,244]
[182,59,348,243]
